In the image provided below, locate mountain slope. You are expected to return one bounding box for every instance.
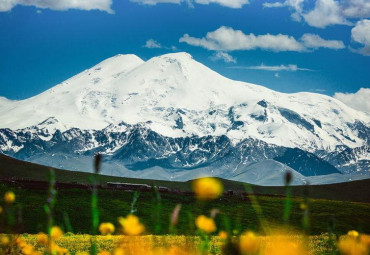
[0,53,369,151]
[0,52,369,182]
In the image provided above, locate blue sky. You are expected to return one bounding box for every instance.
[0,0,369,110]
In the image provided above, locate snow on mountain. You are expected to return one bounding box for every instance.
[0,52,369,153]
[0,52,369,184]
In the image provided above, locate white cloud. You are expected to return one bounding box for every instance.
[265,0,370,28]
[143,39,162,49]
[263,0,304,21]
[230,63,312,71]
[194,0,249,8]
[210,51,237,63]
[333,88,370,112]
[350,19,370,56]
[301,33,345,49]
[342,0,370,18]
[179,26,345,52]
[303,0,351,28]
[130,0,249,8]
[130,0,181,5]
[179,26,305,52]
[0,0,113,13]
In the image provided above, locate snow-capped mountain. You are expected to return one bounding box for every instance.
[0,52,369,185]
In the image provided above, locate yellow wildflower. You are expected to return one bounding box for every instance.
[21,244,35,255]
[50,241,68,254]
[0,235,10,246]
[113,247,125,255]
[37,232,48,245]
[261,235,308,255]
[360,234,370,247]
[76,252,89,255]
[192,177,223,200]
[338,233,369,255]
[4,191,15,204]
[338,238,368,255]
[239,231,260,254]
[195,215,216,233]
[219,231,228,240]
[118,214,145,236]
[99,222,115,235]
[50,226,63,240]
[167,246,193,255]
[16,237,25,246]
[98,251,111,255]
[347,230,359,238]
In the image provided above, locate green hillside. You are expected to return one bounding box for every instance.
[0,153,369,235]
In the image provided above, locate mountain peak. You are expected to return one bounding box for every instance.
[93,53,144,70]
[158,52,193,60]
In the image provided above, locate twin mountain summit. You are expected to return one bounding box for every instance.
[0,53,369,185]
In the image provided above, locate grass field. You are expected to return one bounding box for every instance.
[1,179,370,235]
[1,154,370,254]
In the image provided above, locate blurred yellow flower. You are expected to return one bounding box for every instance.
[4,191,15,204]
[261,236,308,255]
[16,237,24,246]
[99,222,115,235]
[98,251,111,255]
[360,234,370,247]
[0,206,3,214]
[219,231,228,240]
[118,214,145,236]
[347,230,359,238]
[21,244,35,255]
[195,215,216,233]
[0,235,10,246]
[50,241,68,254]
[113,247,125,255]
[192,177,223,200]
[50,226,63,240]
[239,231,260,254]
[167,246,192,255]
[76,252,89,255]
[338,235,368,255]
[37,232,48,245]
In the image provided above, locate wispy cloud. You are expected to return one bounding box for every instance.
[143,39,178,51]
[229,64,312,71]
[263,0,304,21]
[210,51,237,63]
[130,0,249,8]
[0,0,113,13]
[143,39,162,49]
